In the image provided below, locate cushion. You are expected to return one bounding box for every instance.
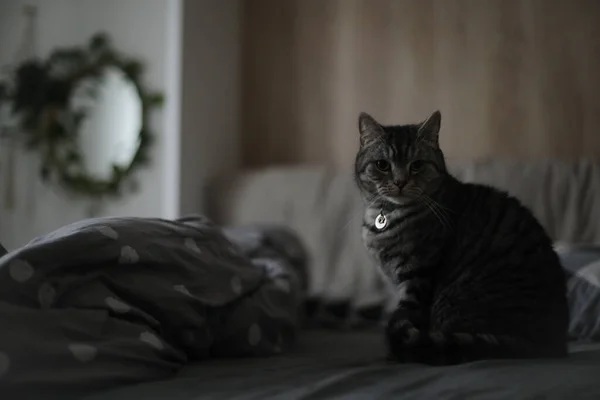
[568,259,600,341]
[556,243,600,277]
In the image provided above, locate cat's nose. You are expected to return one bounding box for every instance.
[394,180,407,190]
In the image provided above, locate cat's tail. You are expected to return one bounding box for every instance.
[386,322,567,365]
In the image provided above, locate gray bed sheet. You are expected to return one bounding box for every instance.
[0,216,306,399]
[86,329,600,400]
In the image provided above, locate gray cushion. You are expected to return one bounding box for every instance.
[568,259,600,341]
[556,243,600,277]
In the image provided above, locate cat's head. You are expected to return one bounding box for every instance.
[354,110,448,204]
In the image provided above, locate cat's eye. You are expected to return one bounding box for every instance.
[375,160,390,172]
[409,161,424,174]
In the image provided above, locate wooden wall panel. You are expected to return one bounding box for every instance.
[242,0,600,167]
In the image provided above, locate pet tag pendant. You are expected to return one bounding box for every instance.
[375,213,387,230]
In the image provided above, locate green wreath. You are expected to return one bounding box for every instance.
[1,33,163,198]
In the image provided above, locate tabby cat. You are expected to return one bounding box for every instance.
[354,110,569,365]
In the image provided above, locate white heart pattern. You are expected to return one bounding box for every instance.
[9,259,34,283]
[38,282,56,308]
[184,238,201,253]
[0,352,10,377]
[140,331,164,350]
[96,226,119,240]
[248,323,261,346]
[104,297,131,313]
[181,330,196,346]
[119,246,139,264]
[68,343,98,363]
[273,278,291,293]
[230,276,243,295]
[273,334,284,353]
[252,258,282,277]
[173,284,192,297]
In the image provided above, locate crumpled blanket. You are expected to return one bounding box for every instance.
[0,215,307,400]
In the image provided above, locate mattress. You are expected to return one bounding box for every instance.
[85,328,600,400]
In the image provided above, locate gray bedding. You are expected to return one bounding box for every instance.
[0,216,305,399]
[2,216,600,400]
[85,330,600,400]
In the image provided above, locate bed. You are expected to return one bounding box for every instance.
[85,330,600,400]
[82,240,600,400]
[3,159,600,399]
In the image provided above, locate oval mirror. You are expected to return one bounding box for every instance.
[69,67,142,181]
[5,33,163,198]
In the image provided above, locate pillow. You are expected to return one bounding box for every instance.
[555,243,600,277]
[568,259,600,341]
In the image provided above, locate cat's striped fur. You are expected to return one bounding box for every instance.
[355,111,569,365]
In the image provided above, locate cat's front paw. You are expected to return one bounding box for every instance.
[386,316,421,345]
[388,306,427,330]
[385,312,422,362]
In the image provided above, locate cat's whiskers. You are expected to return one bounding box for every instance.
[422,198,454,232]
[421,195,454,229]
[427,196,455,230]
[338,194,382,233]
[407,188,454,232]
[423,194,455,213]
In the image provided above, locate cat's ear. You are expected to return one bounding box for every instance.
[358,112,384,147]
[417,110,441,147]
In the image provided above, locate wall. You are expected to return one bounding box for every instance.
[0,0,182,249]
[179,0,241,216]
[242,0,600,168]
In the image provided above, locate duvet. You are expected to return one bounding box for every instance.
[0,215,307,400]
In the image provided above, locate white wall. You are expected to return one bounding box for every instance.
[178,0,241,215]
[0,0,182,249]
